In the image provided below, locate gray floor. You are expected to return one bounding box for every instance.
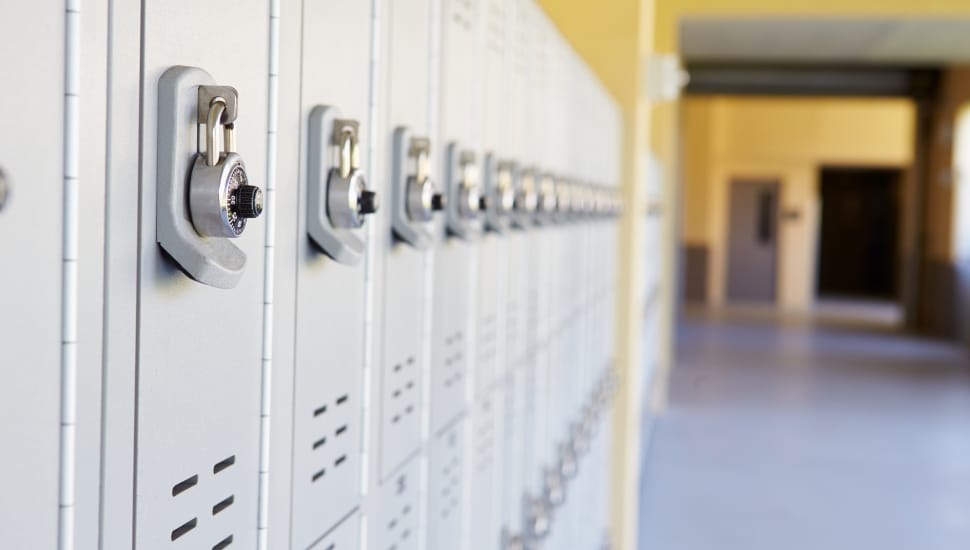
[638,315,970,550]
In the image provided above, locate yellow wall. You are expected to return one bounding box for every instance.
[683,96,916,310]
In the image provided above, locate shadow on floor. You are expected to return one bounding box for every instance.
[638,313,970,550]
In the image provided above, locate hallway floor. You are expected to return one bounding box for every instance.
[638,315,970,550]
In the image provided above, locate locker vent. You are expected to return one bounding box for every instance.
[441,332,464,391]
[389,357,418,426]
[478,314,497,366]
[451,0,474,31]
[438,430,462,519]
[486,0,505,54]
[168,454,237,546]
[310,393,353,482]
[385,473,416,550]
[473,399,495,474]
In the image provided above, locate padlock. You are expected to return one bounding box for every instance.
[457,152,482,220]
[512,170,539,228]
[327,119,378,229]
[405,137,445,223]
[536,173,558,219]
[189,91,262,238]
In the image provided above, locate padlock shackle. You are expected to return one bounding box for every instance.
[206,97,227,167]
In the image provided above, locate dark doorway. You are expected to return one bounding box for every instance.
[726,179,779,303]
[817,167,902,300]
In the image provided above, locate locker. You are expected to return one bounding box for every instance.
[0,4,64,548]
[373,458,422,550]
[468,388,504,550]
[0,1,629,547]
[431,0,481,436]
[135,1,270,544]
[375,0,436,482]
[308,512,360,550]
[428,420,466,550]
[276,1,376,547]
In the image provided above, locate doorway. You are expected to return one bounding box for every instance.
[816,167,902,301]
[726,179,779,303]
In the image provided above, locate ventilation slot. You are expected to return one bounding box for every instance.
[172,475,198,497]
[171,518,197,541]
[312,468,326,482]
[212,495,234,516]
[336,394,349,405]
[334,454,347,467]
[314,404,328,417]
[335,425,348,437]
[312,436,327,450]
[213,455,235,474]
[212,535,233,550]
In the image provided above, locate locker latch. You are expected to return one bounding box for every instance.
[536,173,558,223]
[391,128,445,249]
[482,154,516,233]
[156,66,257,289]
[307,106,378,265]
[444,143,482,239]
[511,168,538,229]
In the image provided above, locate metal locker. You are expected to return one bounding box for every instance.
[0,4,64,547]
[431,0,482,438]
[375,0,436,483]
[279,1,377,547]
[428,420,466,550]
[134,2,269,547]
[373,457,422,550]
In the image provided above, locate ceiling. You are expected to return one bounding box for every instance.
[681,18,970,65]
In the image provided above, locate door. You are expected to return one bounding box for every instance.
[817,167,901,300]
[726,179,779,303]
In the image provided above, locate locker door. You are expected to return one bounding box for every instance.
[377,0,434,483]
[287,2,375,547]
[373,459,422,550]
[0,4,63,548]
[431,0,482,547]
[135,2,269,548]
[429,421,466,550]
[431,0,480,437]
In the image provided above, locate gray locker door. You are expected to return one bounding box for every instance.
[374,458,422,550]
[378,0,433,483]
[0,4,63,548]
[428,421,465,550]
[135,2,269,548]
[288,2,373,546]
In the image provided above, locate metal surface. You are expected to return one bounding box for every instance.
[134,2,270,546]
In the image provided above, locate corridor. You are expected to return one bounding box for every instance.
[638,315,970,550]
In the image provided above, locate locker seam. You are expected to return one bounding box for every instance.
[129,0,147,546]
[59,2,81,549]
[419,0,441,547]
[286,1,308,548]
[256,0,281,548]
[359,0,380,547]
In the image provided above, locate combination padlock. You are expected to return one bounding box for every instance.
[405,137,445,222]
[457,152,482,220]
[327,119,378,229]
[514,169,538,215]
[537,174,557,219]
[189,88,262,238]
